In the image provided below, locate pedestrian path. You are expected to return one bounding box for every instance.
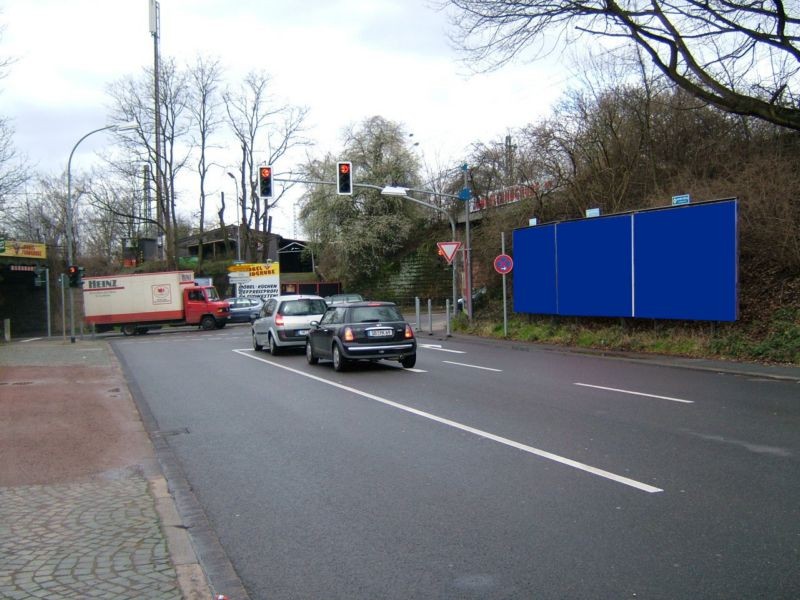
[0,338,218,599]
[1,476,181,599]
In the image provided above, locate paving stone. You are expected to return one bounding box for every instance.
[0,475,181,599]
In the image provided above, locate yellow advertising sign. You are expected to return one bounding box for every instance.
[0,240,47,259]
[227,262,280,276]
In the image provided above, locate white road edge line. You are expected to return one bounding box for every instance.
[442,360,503,372]
[574,383,694,404]
[234,349,663,494]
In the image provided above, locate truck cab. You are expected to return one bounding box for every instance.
[183,286,231,330]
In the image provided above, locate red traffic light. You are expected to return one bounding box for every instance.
[336,161,352,195]
[259,165,273,198]
[67,265,83,288]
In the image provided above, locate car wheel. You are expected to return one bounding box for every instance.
[200,315,216,330]
[121,324,137,336]
[253,331,263,351]
[305,340,318,365]
[269,334,281,356]
[400,354,417,369]
[332,344,348,372]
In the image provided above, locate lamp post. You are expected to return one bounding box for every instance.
[226,172,242,263]
[66,121,137,342]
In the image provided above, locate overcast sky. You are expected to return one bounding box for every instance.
[0,0,570,237]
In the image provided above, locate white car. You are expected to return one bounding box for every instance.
[252,294,327,355]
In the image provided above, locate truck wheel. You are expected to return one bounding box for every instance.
[268,334,281,356]
[332,344,349,372]
[200,316,216,330]
[121,324,137,336]
[253,332,263,352]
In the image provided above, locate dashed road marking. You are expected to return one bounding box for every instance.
[233,349,663,493]
[574,383,694,404]
[442,360,502,372]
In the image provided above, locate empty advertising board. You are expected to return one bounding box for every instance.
[512,199,738,321]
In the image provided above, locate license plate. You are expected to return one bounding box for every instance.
[368,328,393,337]
[296,329,309,336]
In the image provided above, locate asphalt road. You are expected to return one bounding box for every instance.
[112,324,800,599]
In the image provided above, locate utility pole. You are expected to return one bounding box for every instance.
[149,0,163,260]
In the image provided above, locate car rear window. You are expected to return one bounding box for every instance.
[349,306,403,323]
[280,299,327,316]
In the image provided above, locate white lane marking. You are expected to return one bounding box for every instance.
[234,349,663,493]
[442,360,502,372]
[574,383,694,404]
[20,338,43,343]
[419,343,466,354]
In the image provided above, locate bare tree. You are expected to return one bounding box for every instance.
[107,58,190,267]
[224,71,309,261]
[187,55,224,265]
[0,38,29,226]
[83,164,153,268]
[2,178,65,250]
[443,0,800,131]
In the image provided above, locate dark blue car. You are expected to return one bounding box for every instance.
[225,297,263,323]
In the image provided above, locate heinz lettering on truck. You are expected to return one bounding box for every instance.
[83,270,230,336]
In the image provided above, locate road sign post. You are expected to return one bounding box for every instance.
[496,236,514,336]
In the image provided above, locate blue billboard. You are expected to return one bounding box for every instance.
[512,199,738,321]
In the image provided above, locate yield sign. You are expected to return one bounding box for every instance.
[437,241,462,265]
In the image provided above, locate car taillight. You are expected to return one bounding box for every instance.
[344,326,355,342]
[404,324,414,339]
[275,314,284,326]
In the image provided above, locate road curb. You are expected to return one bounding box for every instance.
[113,342,252,600]
[150,476,213,600]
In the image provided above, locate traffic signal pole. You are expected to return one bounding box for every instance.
[273,175,462,317]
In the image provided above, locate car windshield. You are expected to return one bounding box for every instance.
[280,299,327,316]
[350,306,403,323]
[206,287,220,300]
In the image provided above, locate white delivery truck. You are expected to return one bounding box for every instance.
[83,270,230,335]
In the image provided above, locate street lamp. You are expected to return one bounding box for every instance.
[66,121,137,342]
[226,172,242,263]
[270,174,469,320]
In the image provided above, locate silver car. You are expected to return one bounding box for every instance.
[252,294,327,355]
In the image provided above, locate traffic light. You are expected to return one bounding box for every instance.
[67,265,83,288]
[259,165,273,199]
[337,161,352,195]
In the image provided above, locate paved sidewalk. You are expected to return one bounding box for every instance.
[0,339,216,600]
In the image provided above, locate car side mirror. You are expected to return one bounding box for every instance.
[310,320,319,328]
